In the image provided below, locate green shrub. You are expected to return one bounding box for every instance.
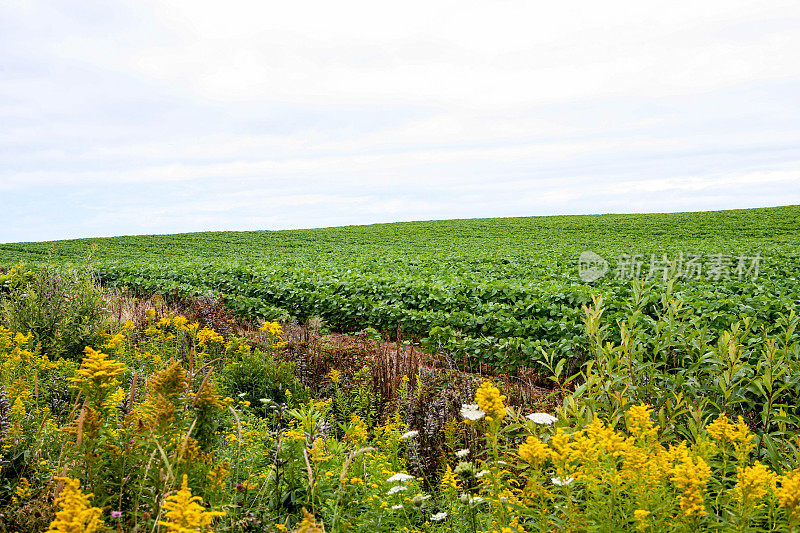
[219,339,308,416]
[1,263,107,360]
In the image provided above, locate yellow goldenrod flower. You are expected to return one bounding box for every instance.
[11,477,32,504]
[731,416,755,460]
[173,315,188,331]
[294,508,324,533]
[518,435,549,466]
[776,469,800,522]
[9,396,26,439]
[441,464,458,491]
[159,475,225,533]
[206,462,231,491]
[633,509,650,531]
[197,327,223,350]
[46,477,105,533]
[733,461,777,507]
[672,454,711,518]
[259,321,282,336]
[708,414,754,461]
[308,438,331,462]
[627,404,658,441]
[345,414,368,444]
[707,414,734,442]
[70,347,125,408]
[327,369,341,384]
[475,382,507,422]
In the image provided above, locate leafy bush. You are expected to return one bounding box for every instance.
[218,336,308,416]
[1,263,106,360]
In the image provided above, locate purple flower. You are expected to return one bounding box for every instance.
[111,511,122,519]
[236,482,245,492]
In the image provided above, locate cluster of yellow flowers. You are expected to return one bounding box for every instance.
[0,326,35,373]
[511,404,800,526]
[11,477,31,504]
[46,477,105,533]
[626,403,658,442]
[475,381,507,422]
[70,347,125,407]
[206,462,231,491]
[308,437,332,462]
[633,509,650,531]
[733,461,777,507]
[518,436,549,466]
[345,414,368,444]
[706,414,755,459]
[197,327,223,350]
[159,475,225,533]
[671,453,712,517]
[259,320,283,337]
[776,469,800,522]
[441,464,459,491]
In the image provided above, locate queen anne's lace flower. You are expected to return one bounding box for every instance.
[526,412,558,425]
[460,404,485,421]
[431,512,448,521]
[400,430,419,440]
[387,473,414,483]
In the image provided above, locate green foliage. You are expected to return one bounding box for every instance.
[0,263,106,360]
[218,339,308,416]
[0,263,34,294]
[2,205,799,370]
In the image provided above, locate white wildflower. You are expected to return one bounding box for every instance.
[460,404,485,421]
[387,485,407,495]
[392,504,403,510]
[400,430,419,440]
[387,473,415,483]
[551,476,575,486]
[411,494,430,507]
[431,512,448,521]
[455,449,470,458]
[527,412,558,425]
[476,470,490,478]
[469,496,485,505]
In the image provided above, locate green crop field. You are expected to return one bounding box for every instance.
[2,205,799,369]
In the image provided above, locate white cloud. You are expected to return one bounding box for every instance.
[1,0,799,242]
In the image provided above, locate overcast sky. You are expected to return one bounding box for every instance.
[2,0,800,242]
